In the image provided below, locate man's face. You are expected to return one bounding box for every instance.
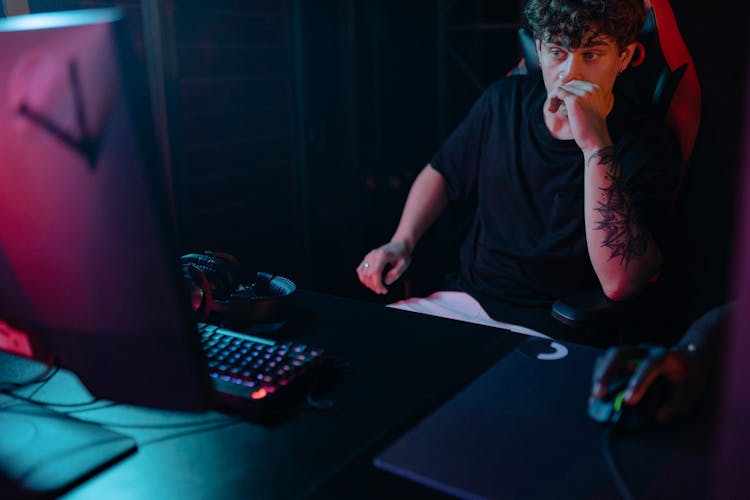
[536,32,634,116]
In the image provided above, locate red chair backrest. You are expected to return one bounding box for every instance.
[647,0,701,174]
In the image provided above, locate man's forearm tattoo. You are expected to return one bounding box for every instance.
[588,147,648,268]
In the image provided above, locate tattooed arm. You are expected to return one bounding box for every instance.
[583,145,662,300]
[544,61,664,300]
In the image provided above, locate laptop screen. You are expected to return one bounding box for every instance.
[0,9,211,410]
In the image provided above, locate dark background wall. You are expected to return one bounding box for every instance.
[666,3,749,321]
[9,0,750,324]
[301,0,527,303]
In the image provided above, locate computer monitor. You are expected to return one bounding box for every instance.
[0,8,212,411]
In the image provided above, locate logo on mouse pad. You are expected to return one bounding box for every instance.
[519,338,568,361]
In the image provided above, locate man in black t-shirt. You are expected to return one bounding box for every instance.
[357,0,680,333]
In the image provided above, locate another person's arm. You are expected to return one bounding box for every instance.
[356,164,449,295]
[590,302,734,424]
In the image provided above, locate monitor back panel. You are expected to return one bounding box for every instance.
[0,10,210,410]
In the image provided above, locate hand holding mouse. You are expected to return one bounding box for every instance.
[589,344,707,427]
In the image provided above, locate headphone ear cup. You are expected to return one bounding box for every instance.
[179,253,296,330]
[180,252,239,299]
[223,272,296,326]
[181,262,213,321]
[205,251,239,267]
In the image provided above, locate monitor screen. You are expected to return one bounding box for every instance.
[0,9,211,410]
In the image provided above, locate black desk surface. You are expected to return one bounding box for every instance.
[0,290,716,499]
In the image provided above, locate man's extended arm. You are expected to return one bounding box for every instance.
[357,164,449,294]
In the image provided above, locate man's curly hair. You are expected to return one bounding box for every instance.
[524,0,645,51]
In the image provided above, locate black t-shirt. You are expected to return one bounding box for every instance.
[431,73,680,317]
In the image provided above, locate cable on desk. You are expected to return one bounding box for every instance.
[306,391,334,410]
[0,362,60,410]
[109,394,334,448]
[61,401,121,414]
[602,427,636,500]
[4,391,102,408]
[304,372,336,411]
[1,358,109,409]
[2,368,103,409]
[3,398,244,445]
[0,360,58,392]
[65,415,242,430]
[137,419,246,448]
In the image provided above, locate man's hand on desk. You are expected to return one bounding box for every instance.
[356,240,412,295]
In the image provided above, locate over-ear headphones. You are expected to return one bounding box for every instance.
[180,251,296,328]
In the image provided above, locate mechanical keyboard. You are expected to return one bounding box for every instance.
[198,323,330,415]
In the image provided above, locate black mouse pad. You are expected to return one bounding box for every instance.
[373,339,712,499]
[0,395,137,498]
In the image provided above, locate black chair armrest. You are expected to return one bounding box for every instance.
[551,289,635,328]
[552,278,692,348]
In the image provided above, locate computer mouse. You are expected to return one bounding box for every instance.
[588,374,628,424]
[588,375,672,430]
